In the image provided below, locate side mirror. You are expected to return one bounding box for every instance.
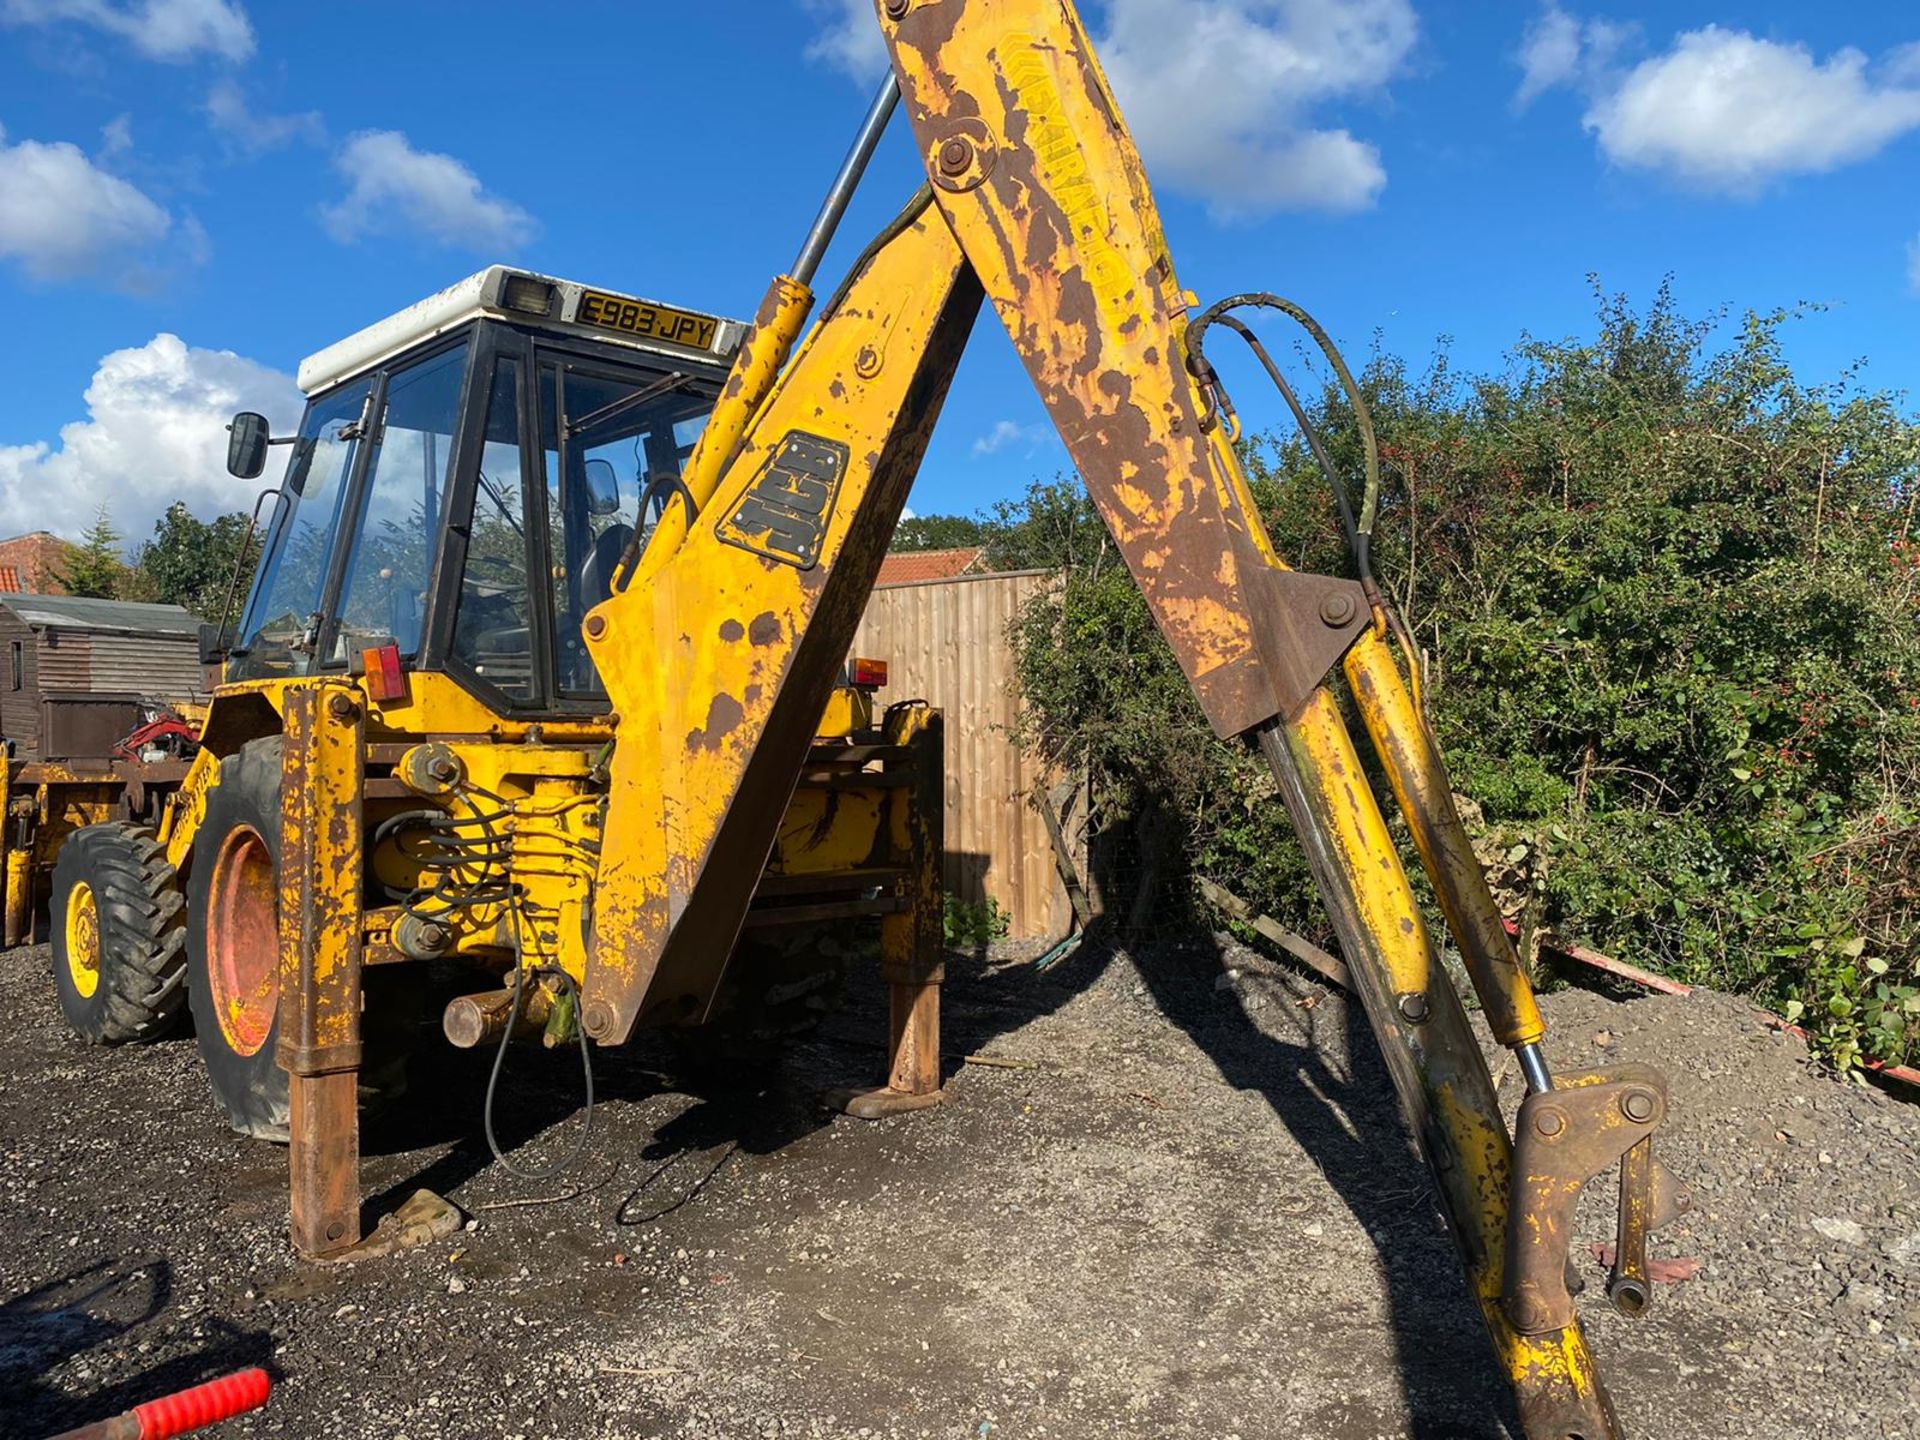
[583,457,621,517]
[198,622,235,665]
[227,412,271,480]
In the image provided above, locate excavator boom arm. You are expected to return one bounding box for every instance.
[577,5,1681,1434]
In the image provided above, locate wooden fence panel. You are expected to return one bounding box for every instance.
[854,570,1064,940]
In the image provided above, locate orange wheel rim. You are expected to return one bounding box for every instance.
[208,824,277,1057]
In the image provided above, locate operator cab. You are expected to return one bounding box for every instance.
[223,266,744,711]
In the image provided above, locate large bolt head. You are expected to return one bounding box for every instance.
[938,136,975,177]
[1533,1107,1566,1138]
[1318,591,1357,627]
[884,0,910,16]
[1621,1089,1657,1123]
[1397,992,1430,1024]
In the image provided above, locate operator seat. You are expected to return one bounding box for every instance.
[581,522,635,608]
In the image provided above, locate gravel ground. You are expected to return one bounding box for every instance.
[2,931,1916,1440]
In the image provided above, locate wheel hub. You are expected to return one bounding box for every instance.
[207,825,277,1056]
[65,880,100,999]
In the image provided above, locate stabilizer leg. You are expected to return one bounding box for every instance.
[277,684,366,1259]
[840,706,947,1118]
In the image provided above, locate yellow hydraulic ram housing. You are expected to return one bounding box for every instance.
[566,3,1690,1435]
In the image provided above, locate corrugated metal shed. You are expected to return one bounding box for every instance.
[0,596,199,637]
[0,597,203,758]
[88,632,204,699]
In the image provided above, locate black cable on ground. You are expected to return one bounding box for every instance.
[482,897,596,1183]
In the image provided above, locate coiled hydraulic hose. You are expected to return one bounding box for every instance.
[378,785,597,1182]
[1187,291,1427,710]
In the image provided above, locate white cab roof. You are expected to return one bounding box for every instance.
[295,266,746,395]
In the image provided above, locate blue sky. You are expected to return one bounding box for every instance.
[0,0,1916,544]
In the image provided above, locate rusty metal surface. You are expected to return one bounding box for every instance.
[578,212,982,1044]
[880,706,944,989]
[1505,1064,1674,1336]
[275,683,366,1257]
[443,985,552,1050]
[883,0,1363,736]
[1346,631,1547,1047]
[1257,714,1622,1438]
[1609,1137,1655,1317]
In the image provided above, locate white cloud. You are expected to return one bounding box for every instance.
[1587,27,1920,191]
[0,122,178,284]
[1512,3,1633,108]
[99,113,132,157]
[806,0,1416,218]
[1515,3,1580,107]
[0,0,253,63]
[0,334,303,541]
[205,79,325,153]
[321,130,537,251]
[1519,10,1920,193]
[805,0,887,78]
[972,420,1047,458]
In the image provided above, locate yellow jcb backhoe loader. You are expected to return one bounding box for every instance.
[43,4,1692,1434]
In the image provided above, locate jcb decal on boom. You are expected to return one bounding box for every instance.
[717,431,848,569]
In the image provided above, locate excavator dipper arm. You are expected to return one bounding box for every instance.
[579,4,1682,1435]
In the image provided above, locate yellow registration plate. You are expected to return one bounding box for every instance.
[575,290,719,350]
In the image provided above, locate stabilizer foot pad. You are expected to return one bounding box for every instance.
[318,1189,464,1264]
[832,1086,946,1119]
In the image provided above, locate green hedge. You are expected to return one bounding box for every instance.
[980,286,1920,1070]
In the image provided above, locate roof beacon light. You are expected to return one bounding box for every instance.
[501,274,554,317]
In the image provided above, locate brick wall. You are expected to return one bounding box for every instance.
[0,533,71,594]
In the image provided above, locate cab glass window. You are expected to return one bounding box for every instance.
[230,378,372,679]
[452,357,535,699]
[539,361,714,696]
[332,342,466,662]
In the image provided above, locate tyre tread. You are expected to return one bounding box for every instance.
[50,822,189,1046]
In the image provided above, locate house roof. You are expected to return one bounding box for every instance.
[0,567,19,593]
[0,595,200,637]
[875,546,985,587]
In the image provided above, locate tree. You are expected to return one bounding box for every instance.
[59,509,126,599]
[129,503,260,623]
[890,512,997,553]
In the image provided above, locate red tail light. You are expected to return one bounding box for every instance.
[364,642,407,702]
[851,657,888,689]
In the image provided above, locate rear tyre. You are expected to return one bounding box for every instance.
[185,738,419,1141]
[49,823,188,1044]
[186,739,289,1139]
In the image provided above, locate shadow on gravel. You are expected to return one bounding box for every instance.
[0,1258,274,1438]
[357,1017,836,1230]
[931,928,1522,1440]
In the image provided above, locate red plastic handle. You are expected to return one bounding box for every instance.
[131,1368,272,1439]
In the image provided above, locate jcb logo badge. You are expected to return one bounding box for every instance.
[717,432,847,569]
